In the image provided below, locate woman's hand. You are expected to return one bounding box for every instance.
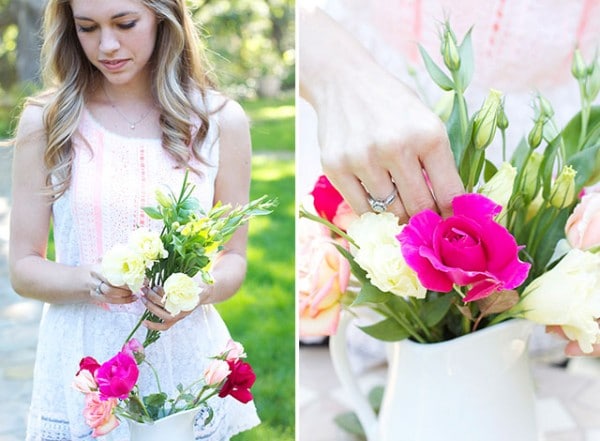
[89,267,137,305]
[299,6,464,223]
[547,325,600,357]
[140,285,201,331]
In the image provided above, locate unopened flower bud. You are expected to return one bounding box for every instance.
[472,89,503,150]
[572,49,587,80]
[155,187,173,208]
[528,119,544,149]
[522,152,543,199]
[537,95,554,118]
[550,165,577,209]
[497,105,509,130]
[434,91,455,122]
[441,30,461,72]
[586,60,600,101]
[479,162,516,225]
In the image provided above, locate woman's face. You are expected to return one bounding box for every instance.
[70,0,158,87]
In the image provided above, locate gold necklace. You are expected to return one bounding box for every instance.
[102,84,154,130]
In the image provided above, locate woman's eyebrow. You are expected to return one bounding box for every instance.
[73,11,139,21]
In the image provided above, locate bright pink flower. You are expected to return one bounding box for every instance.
[397,193,530,302]
[77,357,101,376]
[83,392,119,437]
[218,359,256,404]
[96,352,139,400]
[311,175,344,223]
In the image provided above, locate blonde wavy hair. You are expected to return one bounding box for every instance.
[34,0,217,198]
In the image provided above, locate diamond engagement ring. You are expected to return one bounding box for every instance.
[95,281,104,295]
[367,189,398,213]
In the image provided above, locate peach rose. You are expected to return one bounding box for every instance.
[298,217,350,336]
[82,392,119,437]
[565,192,600,250]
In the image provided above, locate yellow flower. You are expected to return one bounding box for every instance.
[162,273,202,315]
[129,228,168,263]
[101,244,146,292]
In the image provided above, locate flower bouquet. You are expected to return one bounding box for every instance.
[75,171,275,437]
[299,22,600,441]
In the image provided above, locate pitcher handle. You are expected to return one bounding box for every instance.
[329,311,378,441]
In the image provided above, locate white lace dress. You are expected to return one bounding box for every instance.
[26,93,260,440]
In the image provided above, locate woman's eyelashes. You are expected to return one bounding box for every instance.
[76,21,137,33]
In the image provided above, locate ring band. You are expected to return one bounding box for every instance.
[367,189,398,213]
[95,281,104,295]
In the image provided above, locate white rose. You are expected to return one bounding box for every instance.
[101,244,146,293]
[162,273,202,315]
[129,228,168,263]
[348,212,426,298]
[519,249,600,353]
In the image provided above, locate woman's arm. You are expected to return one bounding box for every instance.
[9,103,135,305]
[299,5,463,222]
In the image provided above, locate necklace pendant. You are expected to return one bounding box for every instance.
[130,124,136,130]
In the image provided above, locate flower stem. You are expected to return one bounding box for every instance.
[144,359,163,394]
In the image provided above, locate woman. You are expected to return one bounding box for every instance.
[9,0,260,439]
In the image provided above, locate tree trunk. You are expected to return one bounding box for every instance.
[16,0,45,84]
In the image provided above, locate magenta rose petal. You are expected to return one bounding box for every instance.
[452,193,502,221]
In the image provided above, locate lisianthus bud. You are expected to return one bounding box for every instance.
[472,89,503,150]
[538,95,554,118]
[496,105,509,130]
[155,187,173,208]
[479,162,516,211]
[522,152,543,200]
[441,30,461,71]
[586,61,600,101]
[434,91,455,122]
[527,119,544,149]
[550,165,577,209]
[572,49,587,80]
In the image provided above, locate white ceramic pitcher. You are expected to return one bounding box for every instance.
[127,407,199,440]
[329,312,538,441]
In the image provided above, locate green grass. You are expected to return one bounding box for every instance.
[241,96,295,152]
[220,155,295,440]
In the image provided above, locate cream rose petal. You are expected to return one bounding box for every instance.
[162,273,202,315]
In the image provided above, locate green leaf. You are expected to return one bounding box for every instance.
[567,143,600,190]
[540,135,562,200]
[352,283,390,306]
[144,392,168,408]
[334,412,366,438]
[359,318,410,341]
[368,385,385,414]
[483,159,498,182]
[418,44,454,91]
[421,293,454,327]
[457,28,474,92]
[561,105,600,158]
[143,206,163,220]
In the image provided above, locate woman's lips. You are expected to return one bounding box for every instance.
[100,59,129,71]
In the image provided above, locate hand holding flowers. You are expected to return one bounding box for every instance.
[299,22,600,354]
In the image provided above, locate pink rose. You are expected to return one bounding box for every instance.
[298,218,350,336]
[83,392,119,437]
[121,338,145,363]
[218,359,256,404]
[311,175,358,230]
[96,352,139,400]
[398,193,530,302]
[204,359,231,386]
[77,356,101,376]
[565,192,600,250]
[221,340,246,361]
